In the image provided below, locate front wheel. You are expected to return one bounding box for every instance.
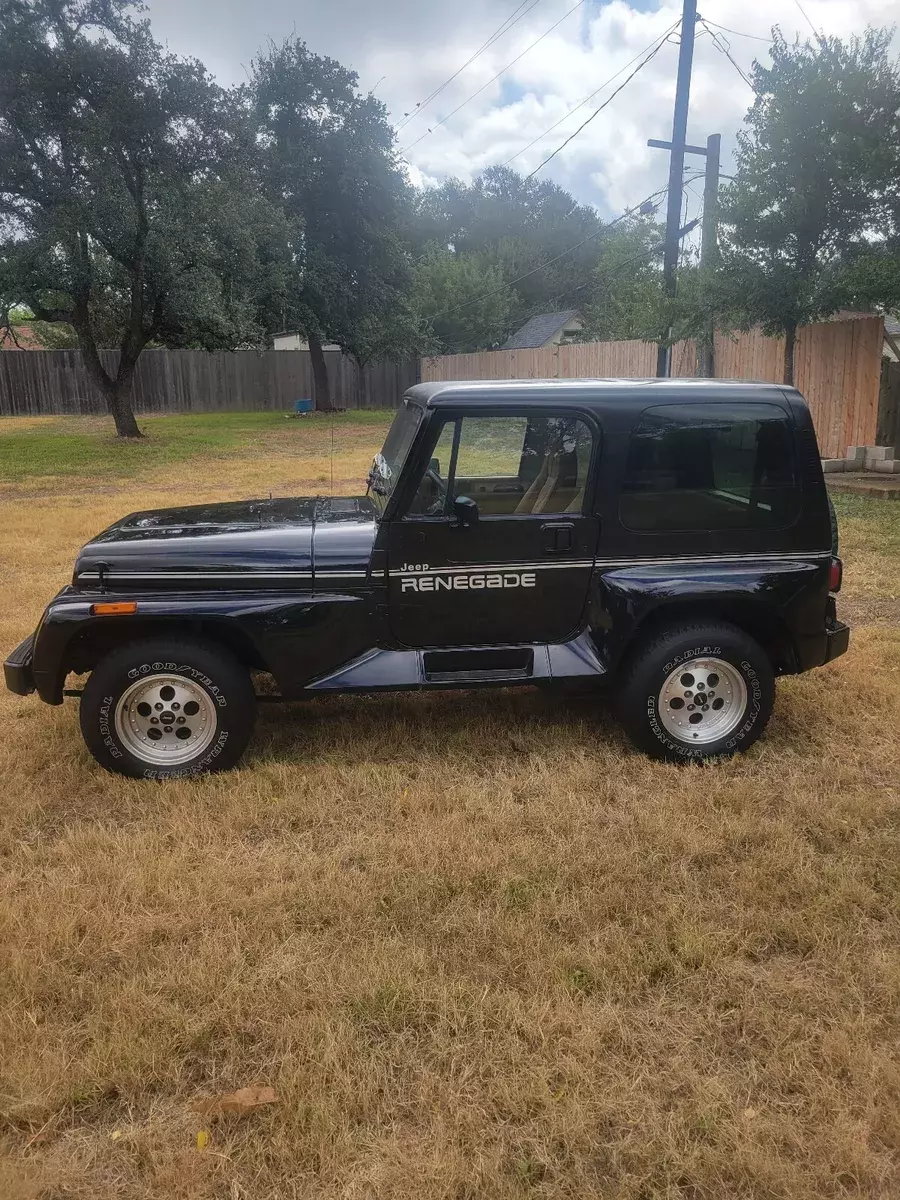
[80,638,256,779]
[616,622,774,762]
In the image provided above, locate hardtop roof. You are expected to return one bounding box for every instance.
[406,378,798,408]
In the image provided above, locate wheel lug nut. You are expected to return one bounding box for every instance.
[150,717,159,724]
[154,702,163,711]
[176,716,186,725]
[171,702,180,711]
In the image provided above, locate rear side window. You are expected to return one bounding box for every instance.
[619,403,798,532]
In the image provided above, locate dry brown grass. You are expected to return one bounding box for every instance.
[1,416,899,1199]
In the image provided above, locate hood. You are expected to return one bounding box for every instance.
[74,496,377,590]
[310,496,378,591]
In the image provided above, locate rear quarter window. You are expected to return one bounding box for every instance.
[619,402,799,532]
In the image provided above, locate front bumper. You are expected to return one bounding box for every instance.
[824,619,850,663]
[4,634,36,696]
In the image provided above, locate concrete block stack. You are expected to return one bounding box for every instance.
[827,445,900,474]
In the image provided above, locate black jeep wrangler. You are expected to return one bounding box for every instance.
[4,379,848,777]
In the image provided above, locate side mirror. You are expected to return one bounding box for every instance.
[452,494,479,527]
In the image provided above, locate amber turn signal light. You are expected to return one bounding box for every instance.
[91,601,137,616]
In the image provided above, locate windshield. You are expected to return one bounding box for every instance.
[367,400,423,514]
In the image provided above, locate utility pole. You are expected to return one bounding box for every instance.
[697,132,721,377]
[652,0,697,377]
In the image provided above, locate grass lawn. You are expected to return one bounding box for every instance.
[0,409,393,484]
[1,414,899,1199]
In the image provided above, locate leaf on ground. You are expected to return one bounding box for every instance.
[194,1086,278,1117]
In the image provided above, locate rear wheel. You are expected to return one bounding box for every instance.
[616,621,775,762]
[80,638,256,778]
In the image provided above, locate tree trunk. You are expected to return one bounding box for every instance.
[783,320,797,387]
[107,376,143,438]
[74,319,144,437]
[697,323,715,378]
[307,331,333,412]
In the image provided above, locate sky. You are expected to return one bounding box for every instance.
[146,0,899,223]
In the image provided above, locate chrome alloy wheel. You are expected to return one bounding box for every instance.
[114,674,218,765]
[658,657,747,746]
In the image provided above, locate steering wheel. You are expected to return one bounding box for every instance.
[424,466,448,515]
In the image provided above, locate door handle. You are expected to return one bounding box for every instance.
[541,521,575,552]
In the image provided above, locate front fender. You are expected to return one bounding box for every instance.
[30,586,377,703]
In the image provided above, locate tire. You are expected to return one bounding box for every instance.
[616,621,775,763]
[827,491,839,556]
[80,638,256,779]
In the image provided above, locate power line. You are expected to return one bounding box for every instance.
[700,22,755,90]
[683,177,704,205]
[440,239,672,354]
[696,18,771,44]
[429,183,673,332]
[500,18,682,169]
[793,0,821,42]
[400,0,587,155]
[426,170,708,348]
[435,177,708,353]
[524,36,671,180]
[394,0,543,132]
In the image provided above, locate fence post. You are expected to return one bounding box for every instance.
[878,356,900,448]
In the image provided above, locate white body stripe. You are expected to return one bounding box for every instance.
[77,571,312,581]
[77,550,830,586]
[387,551,829,578]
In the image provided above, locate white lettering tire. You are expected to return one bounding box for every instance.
[80,638,256,779]
[616,621,775,763]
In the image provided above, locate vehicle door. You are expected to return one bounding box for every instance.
[385,409,599,647]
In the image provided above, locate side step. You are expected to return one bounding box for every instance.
[304,633,606,694]
[423,648,533,683]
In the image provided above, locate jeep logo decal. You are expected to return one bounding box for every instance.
[400,571,536,593]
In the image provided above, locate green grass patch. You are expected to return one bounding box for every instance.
[831,491,900,557]
[0,409,394,482]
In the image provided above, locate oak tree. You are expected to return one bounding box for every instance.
[718,28,900,384]
[0,0,272,436]
[250,38,414,410]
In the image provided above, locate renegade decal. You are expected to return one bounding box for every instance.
[400,571,536,593]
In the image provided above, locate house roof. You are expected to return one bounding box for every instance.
[0,323,46,349]
[501,309,580,350]
[885,316,900,338]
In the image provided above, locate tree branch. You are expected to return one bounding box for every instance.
[31,302,75,324]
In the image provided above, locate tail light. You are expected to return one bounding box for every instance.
[829,557,843,592]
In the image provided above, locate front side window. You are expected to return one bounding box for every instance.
[407,413,593,517]
[619,403,798,532]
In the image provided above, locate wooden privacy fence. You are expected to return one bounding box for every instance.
[0,348,418,417]
[0,320,887,458]
[421,317,885,459]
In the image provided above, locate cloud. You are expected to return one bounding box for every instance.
[146,0,900,216]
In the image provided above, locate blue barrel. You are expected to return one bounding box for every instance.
[294,399,314,416]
